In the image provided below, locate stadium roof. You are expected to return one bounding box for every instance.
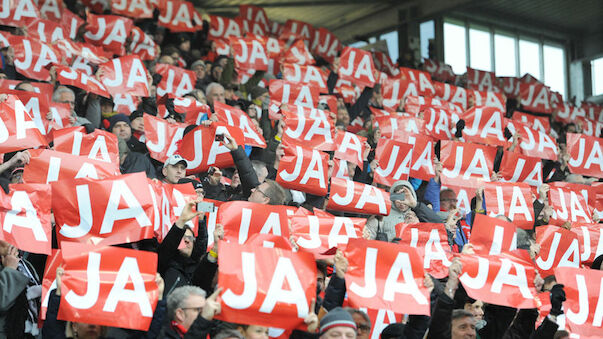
[198,0,603,42]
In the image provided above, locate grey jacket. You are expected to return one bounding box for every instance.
[0,265,29,336]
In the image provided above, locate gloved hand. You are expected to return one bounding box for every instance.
[549,284,566,316]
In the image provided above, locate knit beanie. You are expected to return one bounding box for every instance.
[320,307,357,334]
[107,113,131,131]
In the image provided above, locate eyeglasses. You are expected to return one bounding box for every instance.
[356,324,371,333]
[183,235,195,242]
[254,186,269,198]
[441,198,458,203]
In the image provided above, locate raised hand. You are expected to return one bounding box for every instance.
[201,287,223,321]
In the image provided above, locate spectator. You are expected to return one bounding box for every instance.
[162,154,188,185]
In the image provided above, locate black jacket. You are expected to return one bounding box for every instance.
[159,316,215,339]
[157,223,206,299]
[230,146,260,199]
[121,152,158,179]
[42,291,166,339]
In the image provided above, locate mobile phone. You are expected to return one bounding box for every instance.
[215,134,224,142]
[197,201,215,213]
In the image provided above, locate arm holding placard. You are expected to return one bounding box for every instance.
[41,267,67,339]
[320,250,348,314]
[425,258,462,339]
[223,134,260,198]
[191,225,222,295]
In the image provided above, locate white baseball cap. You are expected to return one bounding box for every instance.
[163,154,188,169]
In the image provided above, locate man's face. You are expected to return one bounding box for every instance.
[72,322,102,339]
[320,326,357,339]
[440,190,458,211]
[351,313,370,339]
[176,294,206,330]
[317,271,325,293]
[179,228,195,257]
[193,64,206,79]
[249,182,270,204]
[131,117,144,133]
[212,66,223,81]
[464,301,484,321]
[163,163,186,184]
[208,86,225,107]
[451,316,476,339]
[112,121,132,140]
[101,102,114,114]
[58,91,75,110]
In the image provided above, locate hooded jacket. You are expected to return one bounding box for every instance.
[366,180,416,242]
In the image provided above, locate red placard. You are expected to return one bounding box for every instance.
[1,88,50,137]
[239,5,270,32]
[397,223,452,279]
[571,223,603,267]
[55,39,109,66]
[512,111,550,133]
[61,9,84,40]
[338,47,376,88]
[470,214,517,255]
[344,239,430,315]
[326,177,391,216]
[217,201,292,245]
[535,226,581,277]
[406,95,464,116]
[84,14,133,56]
[506,121,558,161]
[144,114,186,163]
[157,0,203,32]
[461,106,507,146]
[269,79,320,108]
[216,241,316,329]
[408,135,436,181]
[276,143,329,196]
[566,133,603,179]
[282,116,335,151]
[373,138,413,186]
[423,59,456,83]
[23,149,119,184]
[0,183,51,255]
[399,68,436,97]
[373,51,400,77]
[55,64,110,98]
[0,94,48,153]
[148,180,198,243]
[208,15,242,40]
[110,0,153,18]
[422,107,459,141]
[499,77,520,99]
[129,26,158,61]
[484,182,535,229]
[155,63,197,98]
[433,83,468,110]
[548,184,592,226]
[283,39,315,66]
[280,19,314,45]
[470,90,506,111]
[555,267,603,338]
[0,0,40,27]
[40,249,62,320]
[282,63,328,94]
[176,123,246,174]
[25,18,65,43]
[229,36,269,71]
[467,67,501,93]
[11,36,60,81]
[38,0,64,21]
[519,82,552,114]
[99,55,150,97]
[214,101,267,148]
[498,151,543,186]
[53,127,120,164]
[58,243,158,331]
[333,131,367,167]
[375,115,423,143]
[440,141,497,188]
[459,251,539,309]
[51,173,155,246]
[291,209,365,257]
